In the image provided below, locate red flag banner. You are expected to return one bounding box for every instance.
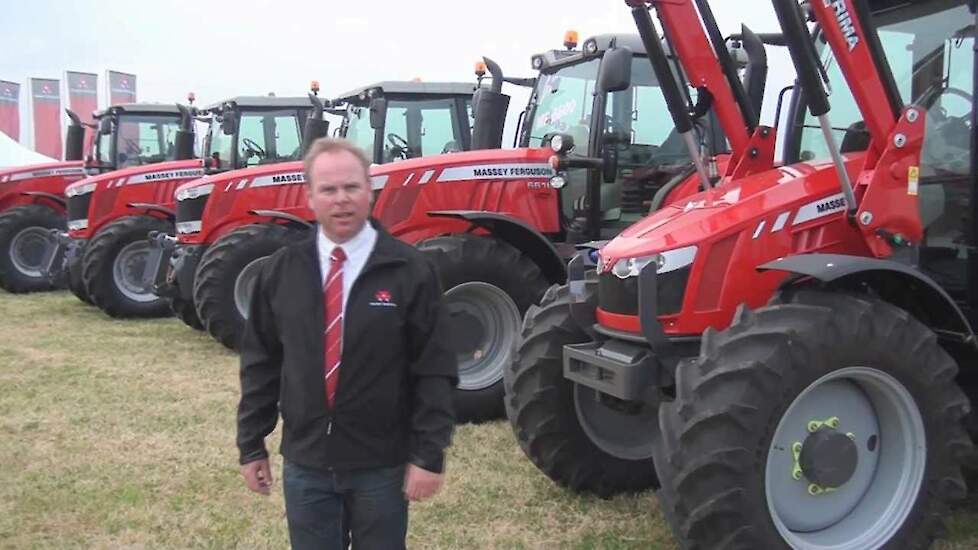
[107,70,136,105]
[30,78,62,159]
[66,71,98,125]
[0,81,20,142]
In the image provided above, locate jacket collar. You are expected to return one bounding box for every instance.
[298,218,405,274]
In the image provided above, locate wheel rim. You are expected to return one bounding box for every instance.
[445,282,521,391]
[112,240,159,303]
[574,383,656,460]
[765,366,926,549]
[234,256,269,320]
[9,226,52,278]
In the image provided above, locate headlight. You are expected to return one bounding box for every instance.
[531,56,544,70]
[584,39,599,55]
[548,175,566,189]
[66,182,97,197]
[549,133,574,155]
[176,183,214,202]
[610,245,697,279]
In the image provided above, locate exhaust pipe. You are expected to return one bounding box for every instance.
[470,56,510,150]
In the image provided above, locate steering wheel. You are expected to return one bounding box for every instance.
[387,133,409,150]
[241,137,266,158]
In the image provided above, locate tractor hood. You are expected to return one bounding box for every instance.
[369,147,554,188]
[0,161,86,184]
[599,156,866,267]
[66,159,205,198]
[174,160,305,199]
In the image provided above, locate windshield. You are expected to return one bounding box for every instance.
[796,2,972,173]
[343,97,472,163]
[525,58,600,148]
[111,114,183,168]
[206,116,233,169]
[204,109,304,170]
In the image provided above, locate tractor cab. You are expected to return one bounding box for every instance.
[524,31,756,241]
[200,96,317,173]
[782,0,976,302]
[88,104,190,175]
[332,81,475,165]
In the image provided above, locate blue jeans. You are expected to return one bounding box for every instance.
[283,460,408,550]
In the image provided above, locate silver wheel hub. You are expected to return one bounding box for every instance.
[112,240,160,303]
[9,226,53,278]
[765,367,926,549]
[445,282,520,391]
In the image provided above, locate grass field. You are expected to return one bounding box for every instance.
[2,291,978,549]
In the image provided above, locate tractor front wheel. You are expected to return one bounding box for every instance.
[0,205,64,293]
[419,234,550,424]
[655,290,972,549]
[81,216,173,318]
[504,280,658,497]
[194,224,299,350]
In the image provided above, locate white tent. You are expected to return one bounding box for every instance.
[0,131,56,168]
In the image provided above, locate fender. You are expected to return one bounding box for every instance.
[759,253,976,346]
[21,191,66,208]
[249,209,313,228]
[427,210,566,284]
[128,202,176,220]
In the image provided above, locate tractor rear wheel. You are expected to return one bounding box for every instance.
[419,234,550,424]
[194,223,299,350]
[81,216,173,318]
[504,280,658,497]
[655,290,971,549]
[0,205,64,293]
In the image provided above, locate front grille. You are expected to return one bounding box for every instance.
[67,193,92,222]
[598,266,691,317]
[176,195,209,225]
[599,273,639,315]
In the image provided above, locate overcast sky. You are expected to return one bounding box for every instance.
[2,0,795,148]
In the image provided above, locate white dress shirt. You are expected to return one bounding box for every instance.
[317,222,378,313]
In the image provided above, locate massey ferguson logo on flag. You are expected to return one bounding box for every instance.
[66,71,98,125]
[30,77,62,159]
[107,70,137,105]
[0,80,20,141]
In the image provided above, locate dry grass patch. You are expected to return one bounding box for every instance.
[1,291,977,548]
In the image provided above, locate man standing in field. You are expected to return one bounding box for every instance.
[236,138,458,549]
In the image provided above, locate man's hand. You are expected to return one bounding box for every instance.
[403,463,444,502]
[241,458,273,495]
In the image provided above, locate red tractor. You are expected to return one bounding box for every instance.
[53,96,325,319]
[508,0,977,547]
[157,80,479,340]
[50,102,201,313]
[369,25,772,424]
[0,110,91,292]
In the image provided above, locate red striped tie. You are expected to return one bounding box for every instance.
[323,246,346,410]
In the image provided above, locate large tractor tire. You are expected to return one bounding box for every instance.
[0,205,64,293]
[654,289,972,549]
[194,223,298,350]
[171,294,204,331]
[419,234,550,424]
[81,216,173,318]
[505,280,658,497]
[67,254,94,305]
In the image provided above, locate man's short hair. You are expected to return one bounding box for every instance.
[302,138,371,184]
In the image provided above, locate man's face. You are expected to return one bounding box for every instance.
[306,150,372,243]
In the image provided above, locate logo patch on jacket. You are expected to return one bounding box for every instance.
[370,289,397,307]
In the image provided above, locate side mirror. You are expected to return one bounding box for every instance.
[369,98,387,130]
[221,109,238,135]
[597,46,633,93]
[98,116,113,135]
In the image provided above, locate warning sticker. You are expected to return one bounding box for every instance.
[907,165,919,196]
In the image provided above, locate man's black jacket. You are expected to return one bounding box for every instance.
[236,221,458,473]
